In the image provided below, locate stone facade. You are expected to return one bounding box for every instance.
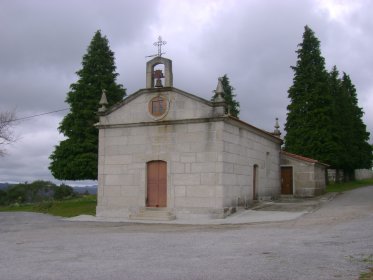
[354,169,373,180]
[280,151,328,197]
[328,169,373,182]
[96,57,282,219]
[327,169,346,183]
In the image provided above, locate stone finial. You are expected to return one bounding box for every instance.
[273,117,281,137]
[213,77,225,103]
[99,89,108,112]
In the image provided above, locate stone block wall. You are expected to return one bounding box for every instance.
[220,121,281,207]
[313,165,327,196]
[101,90,215,126]
[327,169,372,182]
[97,88,282,219]
[281,154,327,197]
[355,169,373,180]
[97,117,282,218]
[294,163,316,197]
[327,169,344,183]
[97,120,226,218]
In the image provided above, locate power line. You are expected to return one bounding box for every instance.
[5,108,69,123]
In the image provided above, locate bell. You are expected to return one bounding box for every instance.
[155,78,163,87]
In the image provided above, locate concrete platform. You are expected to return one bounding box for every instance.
[66,192,338,225]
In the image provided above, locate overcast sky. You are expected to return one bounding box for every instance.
[0,0,372,185]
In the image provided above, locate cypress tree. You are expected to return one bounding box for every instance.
[340,73,372,171]
[327,66,359,180]
[285,26,336,163]
[327,66,345,169]
[212,74,240,117]
[49,30,126,180]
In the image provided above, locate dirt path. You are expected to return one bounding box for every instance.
[0,186,372,280]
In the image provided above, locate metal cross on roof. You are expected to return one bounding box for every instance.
[154,36,166,57]
[146,36,167,58]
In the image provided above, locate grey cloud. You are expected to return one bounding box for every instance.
[0,116,62,182]
[0,0,161,109]
[0,0,372,183]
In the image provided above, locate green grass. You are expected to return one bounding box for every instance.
[0,195,97,217]
[326,178,373,193]
[360,267,373,280]
[359,255,373,280]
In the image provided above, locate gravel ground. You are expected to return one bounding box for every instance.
[0,186,372,280]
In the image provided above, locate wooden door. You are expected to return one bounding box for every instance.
[147,161,167,207]
[281,166,293,194]
[253,165,258,200]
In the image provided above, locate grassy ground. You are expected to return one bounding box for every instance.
[360,268,373,280]
[359,255,373,280]
[0,195,96,217]
[326,178,373,193]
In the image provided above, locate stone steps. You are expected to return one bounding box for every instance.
[279,195,305,203]
[129,208,176,221]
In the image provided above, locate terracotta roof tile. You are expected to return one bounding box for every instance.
[281,151,329,166]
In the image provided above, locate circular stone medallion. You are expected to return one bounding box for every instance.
[148,94,170,120]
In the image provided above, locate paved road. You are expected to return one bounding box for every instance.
[0,186,372,280]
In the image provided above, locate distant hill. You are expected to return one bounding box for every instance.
[72,186,97,195]
[0,182,97,195]
[0,183,10,190]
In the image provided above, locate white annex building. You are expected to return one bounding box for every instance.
[96,52,283,220]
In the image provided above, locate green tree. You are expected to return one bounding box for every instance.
[284,26,336,163]
[5,181,56,204]
[328,66,347,170]
[0,189,7,205]
[54,184,75,200]
[212,74,240,117]
[340,73,372,171]
[49,30,126,180]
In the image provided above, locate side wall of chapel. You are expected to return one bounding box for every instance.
[220,122,281,208]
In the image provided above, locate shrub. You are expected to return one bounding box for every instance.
[0,189,7,205]
[0,180,76,206]
[6,184,28,204]
[28,181,56,202]
[3,181,57,204]
[54,184,75,200]
[34,201,54,212]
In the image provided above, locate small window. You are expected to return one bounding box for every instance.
[149,96,167,117]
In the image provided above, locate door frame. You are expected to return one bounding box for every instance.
[253,164,259,200]
[280,165,294,195]
[146,160,167,208]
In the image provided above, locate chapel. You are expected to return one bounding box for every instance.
[95,49,283,220]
